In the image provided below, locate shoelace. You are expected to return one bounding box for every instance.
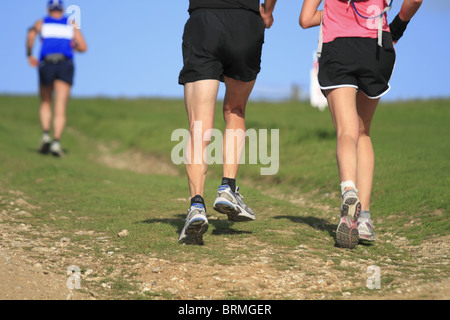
[188,204,205,217]
[234,188,251,211]
[234,187,244,201]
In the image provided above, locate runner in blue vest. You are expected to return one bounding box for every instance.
[26,0,87,157]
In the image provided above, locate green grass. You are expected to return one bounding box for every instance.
[0,95,448,299]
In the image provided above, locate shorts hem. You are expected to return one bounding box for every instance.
[319,83,391,100]
[223,73,259,82]
[319,84,358,91]
[178,75,223,85]
[361,84,391,100]
[39,79,73,86]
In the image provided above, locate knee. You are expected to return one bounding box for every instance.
[40,102,51,110]
[359,120,371,137]
[337,129,359,145]
[223,103,245,120]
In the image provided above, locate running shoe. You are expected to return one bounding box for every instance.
[38,134,52,154]
[178,203,209,245]
[213,185,255,222]
[357,217,376,241]
[50,141,65,157]
[335,190,361,249]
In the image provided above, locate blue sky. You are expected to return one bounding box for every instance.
[1,1,449,101]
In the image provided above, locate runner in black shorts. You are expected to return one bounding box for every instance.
[300,0,422,249]
[178,0,278,245]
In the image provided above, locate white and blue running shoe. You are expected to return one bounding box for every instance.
[213,185,255,222]
[178,203,209,245]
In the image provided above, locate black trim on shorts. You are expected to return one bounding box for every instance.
[318,32,396,99]
[178,8,265,85]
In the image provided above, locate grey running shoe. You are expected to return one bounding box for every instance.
[38,134,52,154]
[213,185,255,222]
[336,190,361,249]
[50,141,65,157]
[357,218,376,241]
[178,203,209,245]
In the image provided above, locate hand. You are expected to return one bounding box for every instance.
[260,4,274,29]
[28,56,39,67]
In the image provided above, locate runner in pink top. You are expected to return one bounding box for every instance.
[322,0,390,43]
[299,0,422,249]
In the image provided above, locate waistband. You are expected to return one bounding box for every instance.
[43,53,71,64]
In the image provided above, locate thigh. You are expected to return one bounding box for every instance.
[184,80,219,126]
[39,84,53,102]
[223,77,256,114]
[325,87,359,138]
[356,91,379,135]
[53,79,72,110]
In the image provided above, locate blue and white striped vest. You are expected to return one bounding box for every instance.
[40,16,74,61]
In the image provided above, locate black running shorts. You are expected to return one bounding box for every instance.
[178,8,265,85]
[39,59,75,86]
[318,32,396,99]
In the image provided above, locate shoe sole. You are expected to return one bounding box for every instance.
[341,197,361,221]
[51,150,64,157]
[39,142,51,154]
[178,218,209,245]
[358,233,376,242]
[213,200,255,222]
[336,197,361,249]
[336,216,359,249]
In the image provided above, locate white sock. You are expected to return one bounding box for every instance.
[340,180,358,197]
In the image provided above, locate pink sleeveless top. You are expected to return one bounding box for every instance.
[323,0,390,43]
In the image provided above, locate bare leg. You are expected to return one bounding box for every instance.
[325,87,359,190]
[356,92,379,211]
[52,80,71,140]
[212,77,257,223]
[39,84,53,132]
[326,88,361,248]
[184,80,220,198]
[222,77,256,179]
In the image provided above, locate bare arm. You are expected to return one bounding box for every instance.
[399,0,423,21]
[260,0,277,29]
[390,0,422,43]
[299,0,322,29]
[72,28,87,53]
[26,19,42,67]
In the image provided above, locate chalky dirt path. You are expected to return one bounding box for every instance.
[1,188,448,300]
